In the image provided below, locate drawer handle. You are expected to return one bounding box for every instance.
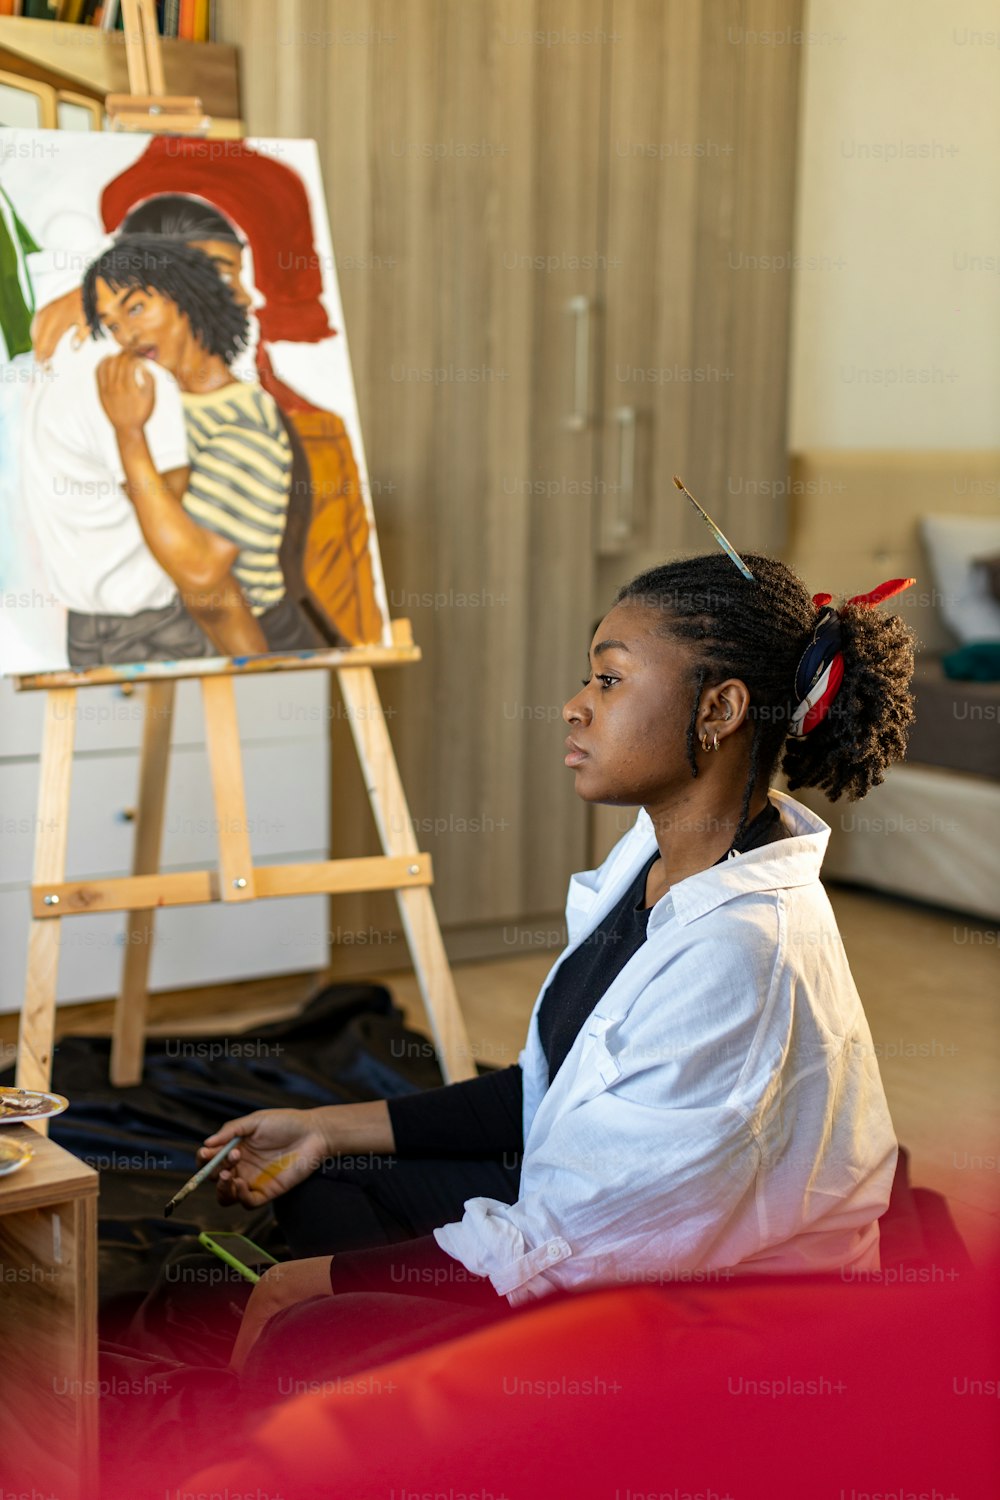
[118,807,137,823]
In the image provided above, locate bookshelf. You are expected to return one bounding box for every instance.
[0,10,239,125]
[1,2,215,42]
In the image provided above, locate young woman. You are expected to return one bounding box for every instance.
[199,552,915,1387]
[82,236,321,655]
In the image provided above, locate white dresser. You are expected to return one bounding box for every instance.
[0,671,330,1014]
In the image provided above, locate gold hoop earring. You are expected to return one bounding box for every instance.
[712,731,720,751]
[700,732,711,753]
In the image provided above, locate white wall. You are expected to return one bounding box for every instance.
[789,0,1000,448]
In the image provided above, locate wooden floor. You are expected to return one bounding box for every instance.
[1,881,996,1265]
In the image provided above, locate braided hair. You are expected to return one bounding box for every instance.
[82,234,247,363]
[615,554,916,842]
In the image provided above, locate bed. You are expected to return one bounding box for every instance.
[783,466,1000,922]
[793,653,1000,921]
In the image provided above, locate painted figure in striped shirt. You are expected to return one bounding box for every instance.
[82,235,321,656]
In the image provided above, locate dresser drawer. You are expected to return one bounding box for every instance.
[0,881,329,1013]
[0,737,329,885]
[0,672,330,757]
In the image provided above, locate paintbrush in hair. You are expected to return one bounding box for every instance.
[672,475,755,581]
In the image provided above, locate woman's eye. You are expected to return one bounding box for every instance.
[129,302,143,316]
[581,675,618,690]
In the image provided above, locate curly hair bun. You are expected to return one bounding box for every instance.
[783,596,916,802]
[615,555,916,831]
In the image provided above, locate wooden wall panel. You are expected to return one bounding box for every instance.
[726,0,804,554]
[598,0,705,558]
[214,0,802,951]
[686,0,741,540]
[216,0,602,953]
[596,0,801,569]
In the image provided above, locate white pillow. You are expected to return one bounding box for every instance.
[921,514,1000,643]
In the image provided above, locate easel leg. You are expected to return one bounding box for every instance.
[201,675,256,901]
[17,689,77,1122]
[111,681,175,1088]
[337,668,476,1083]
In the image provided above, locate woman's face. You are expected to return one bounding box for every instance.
[190,238,252,309]
[94,277,188,372]
[562,601,699,807]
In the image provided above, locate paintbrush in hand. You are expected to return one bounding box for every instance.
[164,1135,242,1218]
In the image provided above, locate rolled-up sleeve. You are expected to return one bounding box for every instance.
[433,915,779,1304]
[431,808,897,1302]
[433,1089,761,1305]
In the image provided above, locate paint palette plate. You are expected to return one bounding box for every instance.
[0,1137,34,1177]
[0,1087,69,1125]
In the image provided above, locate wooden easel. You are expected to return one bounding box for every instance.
[16,630,476,1097]
[105,0,208,134]
[14,1,475,1105]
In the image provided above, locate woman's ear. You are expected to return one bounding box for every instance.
[700,679,751,740]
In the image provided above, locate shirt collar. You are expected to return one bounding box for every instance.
[640,790,831,930]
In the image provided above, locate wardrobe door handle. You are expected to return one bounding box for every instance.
[611,405,637,543]
[565,294,590,431]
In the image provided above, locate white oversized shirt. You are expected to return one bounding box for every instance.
[19,328,189,616]
[434,791,898,1305]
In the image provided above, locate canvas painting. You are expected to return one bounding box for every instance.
[0,130,390,675]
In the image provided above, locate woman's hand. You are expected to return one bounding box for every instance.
[199,1109,330,1209]
[31,287,86,364]
[96,351,156,432]
[229,1256,334,1374]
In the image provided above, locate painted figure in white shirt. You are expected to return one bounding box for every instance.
[78,235,269,660]
[4,190,258,667]
[31,190,368,651]
[84,232,323,657]
[18,329,189,624]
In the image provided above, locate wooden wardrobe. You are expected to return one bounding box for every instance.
[215,0,803,968]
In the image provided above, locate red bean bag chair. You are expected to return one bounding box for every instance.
[178,1251,999,1500]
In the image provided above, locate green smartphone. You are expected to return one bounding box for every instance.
[198,1230,280,1285]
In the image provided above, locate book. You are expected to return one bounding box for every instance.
[100,0,120,28]
[22,0,58,16]
[178,0,195,40]
[163,0,179,36]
